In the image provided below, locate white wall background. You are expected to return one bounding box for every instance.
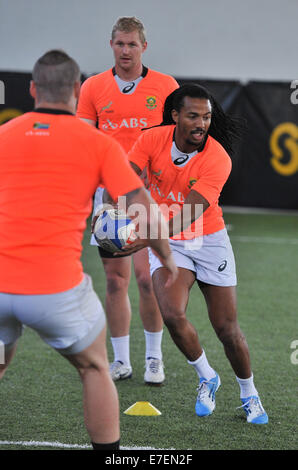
[0,0,296,81]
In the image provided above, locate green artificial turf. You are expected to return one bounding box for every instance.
[0,210,297,450]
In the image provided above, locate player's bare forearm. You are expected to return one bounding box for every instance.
[123,186,178,284]
[168,189,210,238]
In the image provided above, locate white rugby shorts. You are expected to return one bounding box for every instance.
[149,228,237,287]
[90,187,104,246]
[0,274,106,355]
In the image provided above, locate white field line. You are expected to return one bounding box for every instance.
[230,235,298,245]
[222,206,298,216]
[0,440,91,449]
[0,440,174,450]
[225,223,298,245]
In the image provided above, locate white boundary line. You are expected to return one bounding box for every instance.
[222,205,298,216]
[0,440,174,450]
[0,440,92,449]
[230,235,298,245]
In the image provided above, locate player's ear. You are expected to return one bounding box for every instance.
[29,80,36,99]
[142,41,148,53]
[171,109,179,124]
[74,81,81,100]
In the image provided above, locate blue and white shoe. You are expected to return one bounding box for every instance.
[195,373,221,417]
[238,396,268,424]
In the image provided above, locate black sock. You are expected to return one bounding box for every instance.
[91,439,120,450]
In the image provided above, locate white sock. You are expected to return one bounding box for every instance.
[187,350,216,380]
[110,335,131,367]
[144,329,163,360]
[236,374,258,399]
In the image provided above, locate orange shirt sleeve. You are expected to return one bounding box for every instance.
[77,77,97,121]
[99,135,143,201]
[127,129,153,171]
[191,145,231,206]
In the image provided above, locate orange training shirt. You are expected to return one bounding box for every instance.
[76,67,179,152]
[0,109,143,294]
[128,125,232,239]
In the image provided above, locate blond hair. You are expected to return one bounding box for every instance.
[111,17,146,44]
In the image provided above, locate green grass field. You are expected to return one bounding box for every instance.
[0,209,297,451]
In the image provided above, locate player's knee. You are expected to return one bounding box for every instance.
[162,308,186,332]
[105,273,129,295]
[135,272,153,296]
[75,358,105,380]
[215,320,243,346]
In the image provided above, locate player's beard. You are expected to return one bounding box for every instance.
[186,131,208,151]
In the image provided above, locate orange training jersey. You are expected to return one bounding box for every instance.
[128,125,232,238]
[76,67,179,152]
[0,109,143,294]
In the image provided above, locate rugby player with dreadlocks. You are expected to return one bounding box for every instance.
[125,83,268,424]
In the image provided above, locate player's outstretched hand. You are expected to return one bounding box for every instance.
[153,251,178,288]
[113,238,146,257]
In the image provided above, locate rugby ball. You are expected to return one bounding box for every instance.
[93,208,137,253]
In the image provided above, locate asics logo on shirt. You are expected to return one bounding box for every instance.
[122,82,135,93]
[173,155,189,166]
[114,74,143,94]
[171,142,198,167]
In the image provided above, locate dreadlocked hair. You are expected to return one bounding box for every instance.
[156,83,246,156]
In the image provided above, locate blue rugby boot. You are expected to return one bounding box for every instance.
[195,373,221,417]
[238,395,268,424]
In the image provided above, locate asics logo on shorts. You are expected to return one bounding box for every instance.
[218,260,227,272]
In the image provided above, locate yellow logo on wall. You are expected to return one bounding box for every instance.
[270,122,298,176]
[0,108,23,125]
